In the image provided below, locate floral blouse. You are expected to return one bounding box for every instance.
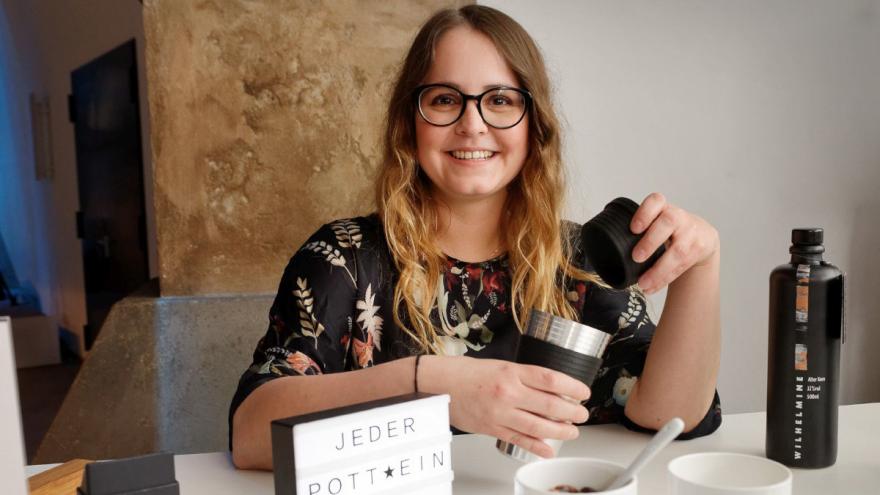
[229,214,721,445]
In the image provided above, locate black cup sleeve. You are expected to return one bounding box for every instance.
[516,335,604,386]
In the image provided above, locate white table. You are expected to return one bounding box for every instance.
[27,403,880,494]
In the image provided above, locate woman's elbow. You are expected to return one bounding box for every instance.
[623,388,707,433]
[231,446,270,471]
[231,407,272,471]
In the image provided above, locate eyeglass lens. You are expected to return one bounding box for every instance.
[418,86,527,128]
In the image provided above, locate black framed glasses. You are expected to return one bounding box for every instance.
[415,84,532,129]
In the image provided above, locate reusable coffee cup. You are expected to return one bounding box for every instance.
[581,197,666,289]
[514,457,637,495]
[497,309,612,462]
[667,453,792,495]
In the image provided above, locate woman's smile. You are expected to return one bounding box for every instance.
[448,149,496,161]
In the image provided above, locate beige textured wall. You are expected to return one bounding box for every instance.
[144,0,467,295]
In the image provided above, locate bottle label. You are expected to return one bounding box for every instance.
[793,264,811,371]
[795,264,810,330]
[794,344,808,371]
[793,374,827,461]
[790,263,832,463]
[793,264,811,461]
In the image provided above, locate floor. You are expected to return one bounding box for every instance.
[16,360,81,462]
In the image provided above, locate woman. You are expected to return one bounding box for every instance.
[230,5,721,470]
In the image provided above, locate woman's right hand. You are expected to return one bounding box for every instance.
[417,355,591,458]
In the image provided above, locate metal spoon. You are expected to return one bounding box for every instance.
[604,417,685,491]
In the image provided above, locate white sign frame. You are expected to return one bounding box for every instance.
[0,316,28,495]
[271,393,452,495]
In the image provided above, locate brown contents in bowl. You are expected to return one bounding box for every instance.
[550,485,598,493]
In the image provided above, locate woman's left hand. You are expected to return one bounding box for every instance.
[630,192,720,295]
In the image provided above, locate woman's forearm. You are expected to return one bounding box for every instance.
[232,356,418,470]
[625,249,721,431]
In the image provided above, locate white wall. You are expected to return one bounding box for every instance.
[0,2,54,318]
[484,0,880,412]
[0,0,157,355]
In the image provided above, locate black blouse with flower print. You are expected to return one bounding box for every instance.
[229,214,721,446]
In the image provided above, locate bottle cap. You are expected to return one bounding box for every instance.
[792,228,824,246]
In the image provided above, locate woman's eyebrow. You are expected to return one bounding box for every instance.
[427,81,519,91]
[425,81,460,89]
[482,83,517,90]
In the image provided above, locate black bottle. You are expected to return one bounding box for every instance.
[766,228,844,468]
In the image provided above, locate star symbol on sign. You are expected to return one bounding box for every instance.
[384,466,394,478]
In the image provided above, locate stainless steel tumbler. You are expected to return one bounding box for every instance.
[496,309,611,462]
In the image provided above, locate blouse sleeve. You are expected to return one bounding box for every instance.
[579,283,722,439]
[228,222,360,446]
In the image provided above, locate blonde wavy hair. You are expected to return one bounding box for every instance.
[377,5,598,354]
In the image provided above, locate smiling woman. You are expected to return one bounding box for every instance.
[229,5,722,471]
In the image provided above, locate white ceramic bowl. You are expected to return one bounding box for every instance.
[668,452,792,495]
[514,457,637,495]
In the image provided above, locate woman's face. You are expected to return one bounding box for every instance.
[415,26,529,204]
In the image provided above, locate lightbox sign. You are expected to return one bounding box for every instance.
[271,393,452,495]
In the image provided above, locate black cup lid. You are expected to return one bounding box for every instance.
[581,197,665,289]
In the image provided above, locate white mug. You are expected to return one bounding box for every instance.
[514,457,637,495]
[668,452,792,495]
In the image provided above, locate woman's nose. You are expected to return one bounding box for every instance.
[455,99,488,136]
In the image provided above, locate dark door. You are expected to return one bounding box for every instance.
[69,39,148,350]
